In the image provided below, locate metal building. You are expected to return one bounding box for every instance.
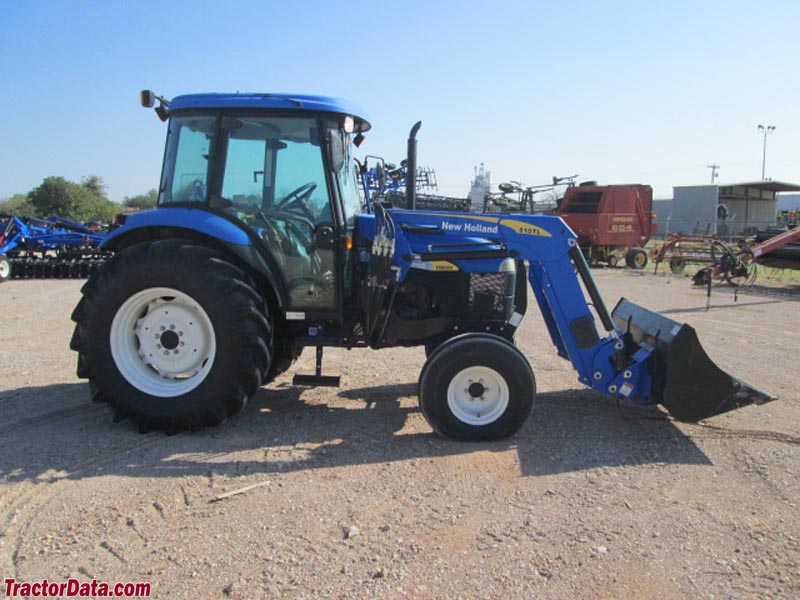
[662,181,800,236]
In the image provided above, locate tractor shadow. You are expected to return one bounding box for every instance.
[0,381,710,484]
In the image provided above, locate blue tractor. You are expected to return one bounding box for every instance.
[70,91,773,438]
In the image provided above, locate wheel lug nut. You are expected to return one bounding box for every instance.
[179,331,184,336]
[180,342,185,347]
[174,350,179,355]
[163,351,169,356]
[160,326,165,331]
[156,344,161,349]
[154,334,159,339]
[170,325,176,330]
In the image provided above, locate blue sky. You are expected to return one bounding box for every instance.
[0,0,797,201]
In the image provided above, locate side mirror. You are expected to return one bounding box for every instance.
[140,90,156,108]
[140,89,170,121]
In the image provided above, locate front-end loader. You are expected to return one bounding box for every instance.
[70,91,774,439]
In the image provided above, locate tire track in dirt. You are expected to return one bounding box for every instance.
[0,432,186,579]
[0,403,103,437]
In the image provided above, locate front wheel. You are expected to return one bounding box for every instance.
[70,240,272,432]
[418,334,535,440]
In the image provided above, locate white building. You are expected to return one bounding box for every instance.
[665,181,800,236]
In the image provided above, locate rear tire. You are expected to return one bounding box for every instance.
[0,254,10,282]
[70,240,272,432]
[625,248,648,269]
[265,340,303,383]
[418,334,535,440]
[607,254,619,268]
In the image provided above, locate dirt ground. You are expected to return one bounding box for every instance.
[0,270,798,600]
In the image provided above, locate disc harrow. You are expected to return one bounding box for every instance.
[0,215,109,281]
[7,257,107,279]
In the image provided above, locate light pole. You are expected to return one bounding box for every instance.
[758,124,775,180]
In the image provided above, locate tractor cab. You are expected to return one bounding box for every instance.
[144,92,370,313]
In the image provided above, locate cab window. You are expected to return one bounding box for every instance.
[160,115,215,204]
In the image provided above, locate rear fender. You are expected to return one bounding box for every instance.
[103,210,286,309]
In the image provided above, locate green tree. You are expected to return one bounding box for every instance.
[28,177,74,216]
[28,176,119,223]
[123,189,158,210]
[0,193,36,217]
[82,174,108,198]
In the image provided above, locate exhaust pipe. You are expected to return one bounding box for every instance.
[611,298,775,421]
[406,121,422,210]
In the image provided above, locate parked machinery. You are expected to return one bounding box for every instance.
[653,226,800,289]
[359,155,470,212]
[479,180,657,269]
[481,177,574,214]
[0,215,109,280]
[556,183,657,268]
[70,91,773,438]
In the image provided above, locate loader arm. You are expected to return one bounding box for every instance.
[381,209,774,420]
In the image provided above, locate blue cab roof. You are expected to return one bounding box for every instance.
[169,93,371,131]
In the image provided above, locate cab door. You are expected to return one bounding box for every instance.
[217,114,338,311]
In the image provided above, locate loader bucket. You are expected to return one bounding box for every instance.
[611,298,775,421]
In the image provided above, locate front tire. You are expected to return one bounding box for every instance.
[418,334,535,440]
[70,240,272,432]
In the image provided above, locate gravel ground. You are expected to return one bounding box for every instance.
[0,270,798,600]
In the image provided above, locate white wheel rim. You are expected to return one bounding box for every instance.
[0,258,9,279]
[110,287,216,398]
[447,366,509,426]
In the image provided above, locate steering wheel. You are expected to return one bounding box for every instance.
[276,182,317,221]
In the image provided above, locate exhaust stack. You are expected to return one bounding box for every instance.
[406,121,422,210]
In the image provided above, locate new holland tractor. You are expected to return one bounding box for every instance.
[70,91,773,439]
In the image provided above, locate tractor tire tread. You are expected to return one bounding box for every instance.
[71,239,271,433]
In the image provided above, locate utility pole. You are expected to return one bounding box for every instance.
[707,164,720,184]
[758,124,776,180]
